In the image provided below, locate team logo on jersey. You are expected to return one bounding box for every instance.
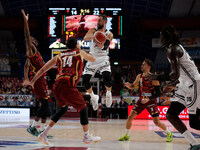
[187,97,192,102]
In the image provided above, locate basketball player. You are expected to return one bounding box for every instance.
[21,9,52,138]
[118,59,173,142]
[83,14,113,110]
[23,37,101,145]
[147,25,200,150]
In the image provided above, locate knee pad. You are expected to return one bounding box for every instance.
[82,74,92,90]
[80,107,89,125]
[51,105,68,123]
[102,71,112,87]
[37,99,49,119]
[189,109,200,130]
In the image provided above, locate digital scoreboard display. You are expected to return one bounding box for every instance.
[48,8,122,50]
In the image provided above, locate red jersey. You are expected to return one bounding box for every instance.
[139,75,155,99]
[27,50,45,77]
[55,49,83,87]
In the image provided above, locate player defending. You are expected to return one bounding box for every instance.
[147,25,200,150]
[21,9,52,137]
[119,59,173,142]
[23,37,101,145]
[83,14,113,110]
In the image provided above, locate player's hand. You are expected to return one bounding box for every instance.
[141,97,150,104]
[21,9,29,21]
[145,73,158,82]
[22,80,34,89]
[124,82,133,89]
[163,85,175,93]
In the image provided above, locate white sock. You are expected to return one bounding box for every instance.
[89,91,95,99]
[164,128,170,134]
[40,123,45,131]
[125,129,130,136]
[182,130,199,146]
[42,125,52,136]
[31,120,38,127]
[84,131,89,137]
[106,90,111,95]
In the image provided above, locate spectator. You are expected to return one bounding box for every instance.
[122,88,130,97]
[10,97,18,106]
[6,81,12,89]
[1,97,10,106]
[18,98,28,107]
[119,98,128,119]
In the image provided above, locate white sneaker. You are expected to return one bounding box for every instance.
[83,134,101,144]
[91,95,99,111]
[38,132,50,145]
[106,91,112,107]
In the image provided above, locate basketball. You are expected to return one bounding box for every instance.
[93,31,106,45]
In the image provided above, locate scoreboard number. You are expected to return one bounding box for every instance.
[93,10,99,15]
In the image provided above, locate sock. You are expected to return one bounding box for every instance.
[84,131,89,137]
[164,128,170,134]
[182,130,199,146]
[106,90,111,95]
[89,91,95,99]
[125,129,130,136]
[41,125,52,136]
[31,120,38,128]
[40,123,45,131]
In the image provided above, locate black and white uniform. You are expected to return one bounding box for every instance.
[169,44,200,115]
[83,29,111,76]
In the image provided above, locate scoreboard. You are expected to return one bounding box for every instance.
[48,8,123,38]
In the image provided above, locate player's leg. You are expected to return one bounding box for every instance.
[38,105,68,145]
[80,106,101,144]
[118,110,137,141]
[82,74,99,110]
[152,116,173,142]
[119,99,145,141]
[27,99,49,136]
[146,102,173,142]
[166,102,200,148]
[102,71,112,107]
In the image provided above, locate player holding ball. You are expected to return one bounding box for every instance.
[83,14,113,111]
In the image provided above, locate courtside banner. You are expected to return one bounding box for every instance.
[0,108,30,122]
[128,106,189,120]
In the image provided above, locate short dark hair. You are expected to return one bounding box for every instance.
[161,25,180,47]
[144,59,153,69]
[66,37,77,49]
[98,14,107,22]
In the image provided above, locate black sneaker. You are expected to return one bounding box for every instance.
[189,144,200,150]
[27,126,39,137]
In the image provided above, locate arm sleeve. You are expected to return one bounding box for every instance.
[102,39,110,50]
[149,86,160,100]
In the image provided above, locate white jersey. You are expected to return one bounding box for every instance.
[89,29,111,57]
[168,44,200,80]
[168,44,200,114]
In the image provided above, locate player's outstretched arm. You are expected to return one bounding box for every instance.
[29,56,57,87]
[21,9,34,57]
[83,28,96,41]
[24,59,30,81]
[80,50,96,62]
[124,74,140,89]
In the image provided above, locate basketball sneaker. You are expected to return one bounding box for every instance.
[38,132,50,145]
[166,132,173,142]
[189,144,200,150]
[83,134,101,144]
[91,95,99,111]
[39,130,54,139]
[118,134,130,141]
[27,126,39,137]
[106,91,112,107]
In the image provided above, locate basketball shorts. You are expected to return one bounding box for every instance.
[83,56,111,76]
[132,99,159,117]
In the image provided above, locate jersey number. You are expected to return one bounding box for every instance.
[63,56,73,67]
